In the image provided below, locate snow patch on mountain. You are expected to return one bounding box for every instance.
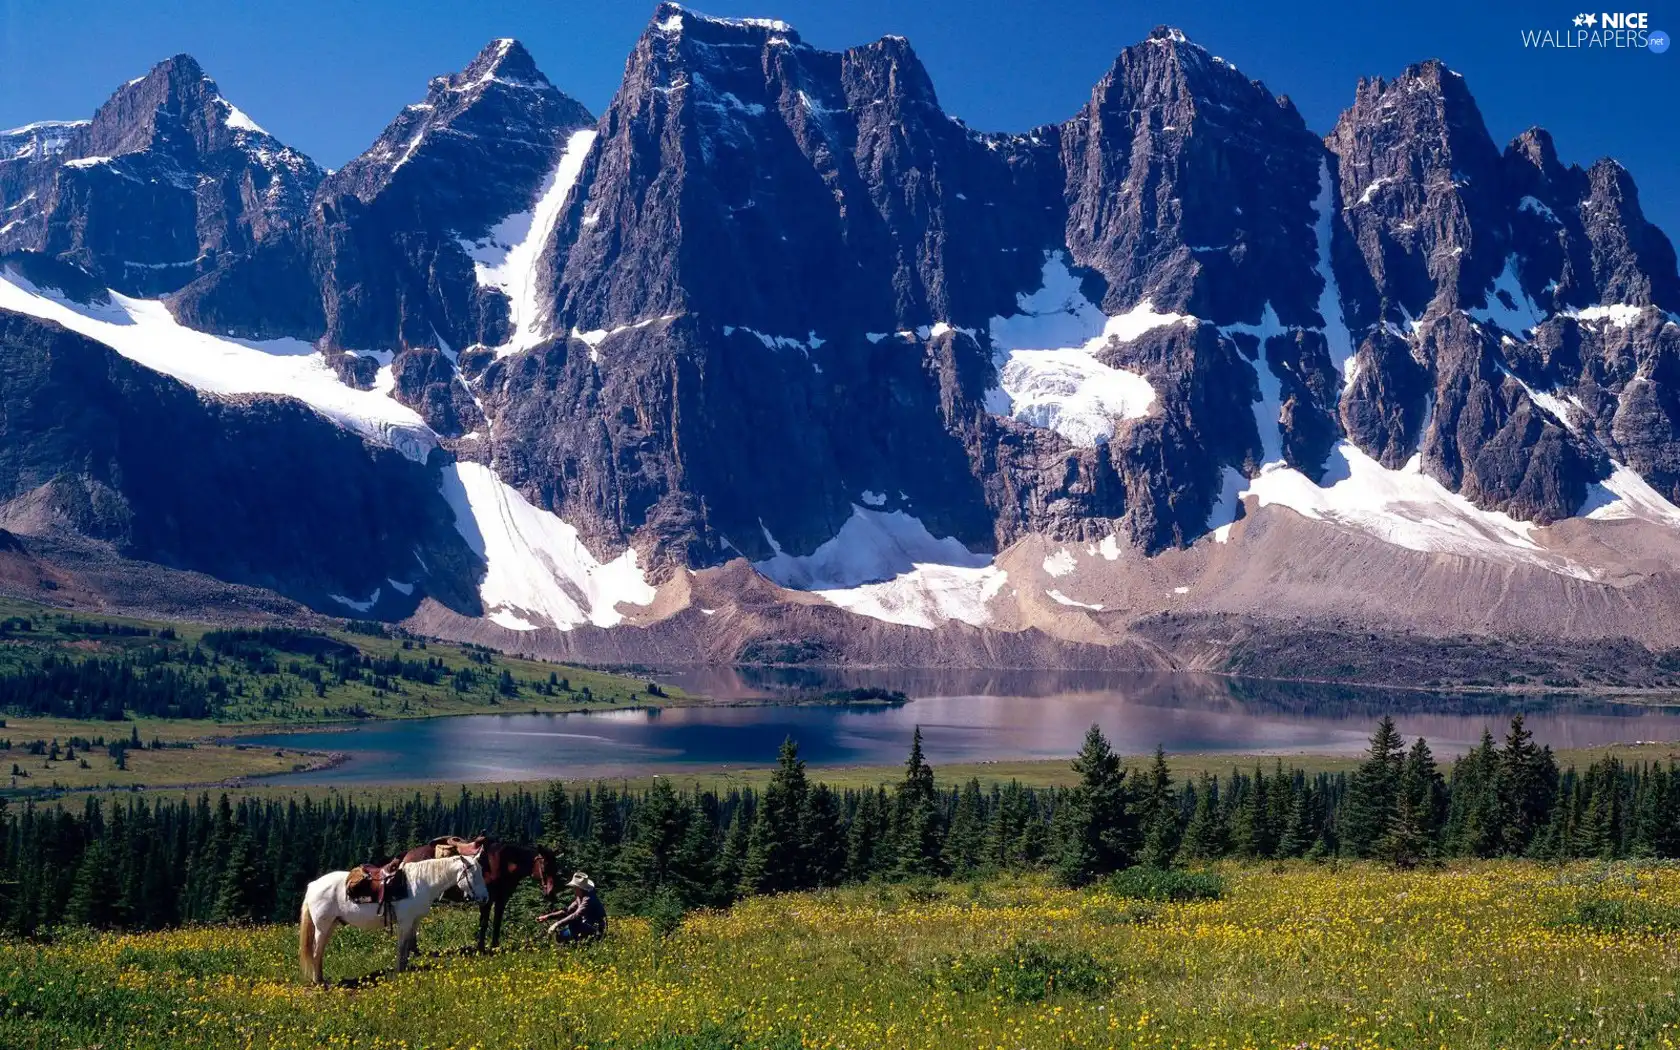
[330,589,381,613]
[1042,549,1077,577]
[478,127,598,357]
[440,461,656,631]
[754,506,1006,629]
[985,252,1169,446]
[1581,463,1680,527]
[1471,256,1546,335]
[1311,160,1357,388]
[1239,443,1596,579]
[0,120,87,161]
[0,266,437,462]
[1222,304,1288,464]
[1566,304,1644,328]
[218,97,266,135]
[1047,589,1102,611]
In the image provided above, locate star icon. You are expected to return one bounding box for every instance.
[1573,14,1585,25]
[1584,12,1598,26]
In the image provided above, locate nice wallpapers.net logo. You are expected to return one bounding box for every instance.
[1521,11,1670,50]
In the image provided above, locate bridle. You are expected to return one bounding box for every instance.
[532,849,559,898]
[455,855,484,900]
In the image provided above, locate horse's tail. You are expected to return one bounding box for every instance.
[298,900,317,983]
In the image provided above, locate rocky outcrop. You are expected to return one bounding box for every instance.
[1325,59,1680,523]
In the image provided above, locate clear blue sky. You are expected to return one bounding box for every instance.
[2,0,1675,237]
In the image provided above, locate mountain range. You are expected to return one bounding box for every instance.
[3,3,1679,681]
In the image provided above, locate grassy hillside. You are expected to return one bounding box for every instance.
[0,597,683,791]
[4,862,1679,1049]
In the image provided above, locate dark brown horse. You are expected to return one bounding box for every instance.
[397,836,560,951]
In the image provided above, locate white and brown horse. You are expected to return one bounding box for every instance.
[298,854,488,985]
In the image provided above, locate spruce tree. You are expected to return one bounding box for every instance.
[1276,783,1318,858]
[1340,717,1405,858]
[713,807,753,903]
[212,828,264,923]
[1136,746,1181,868]
[65,840,115,928]
[540,781,572,860]
[1056,724,1134,885]
[987,780,1037,871]
[1495,715,1556,856]
[1232,766,1276,859]
[619,776,692,900]
[943,778,987,877]
[577,787,623,878]
[1180,774,1229,862]
[1445,730,1501,857]
[845,788,887,881]
[892,727,945,878]
[800,783,848,887]
[742,737,812,894]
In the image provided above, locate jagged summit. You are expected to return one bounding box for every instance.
[651,2,799,40]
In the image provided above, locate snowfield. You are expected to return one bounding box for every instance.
[754,506,1007,629]
[440,462,655,631]
[1231,443,1593,577]
[0,260,663,634]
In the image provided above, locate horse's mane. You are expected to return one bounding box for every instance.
[404,855,468,872]
[400,854,471,887]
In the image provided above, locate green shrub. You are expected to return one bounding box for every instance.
[1107,866,1226,902]
[645,886,689,937]
[936,940,1110,1002]
[1553,895,1680,936]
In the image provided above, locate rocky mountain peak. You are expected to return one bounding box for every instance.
[459,37,544,84]
[82,53,258,159]
[1326,59,1506,322]
[1062,23,1322,324]
[327,37,590,213]
[0,52,320,296]
[164,33,595,419]
[1506,126,1561,177]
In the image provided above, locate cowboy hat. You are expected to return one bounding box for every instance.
[566,871,596,892]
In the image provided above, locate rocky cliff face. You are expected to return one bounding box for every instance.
[1,5,1678,659]
[0,297,481,616]
[0,55,321,296]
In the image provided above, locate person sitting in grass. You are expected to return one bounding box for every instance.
[537,872,607,943]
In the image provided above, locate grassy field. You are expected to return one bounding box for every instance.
[4,861,1680,1049]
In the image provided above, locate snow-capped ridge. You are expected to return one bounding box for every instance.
[0,265,436,464]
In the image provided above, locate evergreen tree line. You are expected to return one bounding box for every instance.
[2,716,1677,935]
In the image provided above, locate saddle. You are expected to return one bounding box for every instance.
[345,861,408,925]
[422,834,487,859]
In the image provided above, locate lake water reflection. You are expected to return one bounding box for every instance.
[241,669,1680,785]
